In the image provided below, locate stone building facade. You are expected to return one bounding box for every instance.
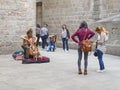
[0,0,36,54]
[0,0,120,55]
[40,0,120,56]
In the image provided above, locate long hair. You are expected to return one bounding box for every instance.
[101,27,109,35]
[79,21,88,29]
[96,26,109,35]
[62,24,67,30]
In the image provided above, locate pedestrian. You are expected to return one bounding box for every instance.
[71,21,95,75]
[36,24,41,47]
[40,24,49,49]
[61,24,70,52]
[95,26,109,73]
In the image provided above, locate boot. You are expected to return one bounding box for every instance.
[84,70,87,75]
[78,69,82,74]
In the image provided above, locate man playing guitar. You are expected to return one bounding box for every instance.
[21,28,41,59]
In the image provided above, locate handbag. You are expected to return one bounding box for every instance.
[81,29,93,52]
[94,50,97,57]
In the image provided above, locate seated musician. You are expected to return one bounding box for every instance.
[20,28,41,59]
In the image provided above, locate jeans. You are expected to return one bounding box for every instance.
[62,38,69,51]
[36,34,40,46]
[47,44,55,51]
[78,46,88,70]
[97,49,105,70]
[41,35,48,49]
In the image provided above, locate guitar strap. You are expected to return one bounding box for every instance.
[83,29,88,40]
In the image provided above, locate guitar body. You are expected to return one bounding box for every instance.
[29,45,39,56]
[28,38,40,57]
[21,35,40,57]
[29,48,34,56]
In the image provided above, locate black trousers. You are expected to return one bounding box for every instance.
[36,34,40,46]
[41,35,48,49]
[22,45,30,59]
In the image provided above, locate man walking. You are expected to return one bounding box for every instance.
[40,24,49,49]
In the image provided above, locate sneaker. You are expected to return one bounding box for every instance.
[97,69,105,73]
[66,50,69,52]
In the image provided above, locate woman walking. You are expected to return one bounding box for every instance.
[71,21,95,75]
[61,24,70,52]
[95,26,109,73]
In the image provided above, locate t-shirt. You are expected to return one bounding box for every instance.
[61,29,67,38]
[40,27,49,36]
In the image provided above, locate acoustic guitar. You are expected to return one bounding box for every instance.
[20,35,40,57]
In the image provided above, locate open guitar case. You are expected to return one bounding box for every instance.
[12,50,50,64]
[22,56,50,64]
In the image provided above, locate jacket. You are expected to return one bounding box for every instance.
[71,28,95,46]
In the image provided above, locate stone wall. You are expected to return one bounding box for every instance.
[0,0,36,54]
[0,0,120,55]
[42,0,95,39]
[99,0,120,19]
[42,0,120,37]
[41,0,120,56]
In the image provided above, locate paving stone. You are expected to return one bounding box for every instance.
[0,48,120,90]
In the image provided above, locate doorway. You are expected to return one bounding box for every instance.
[36,2,42,26]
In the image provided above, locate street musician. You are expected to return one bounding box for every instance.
[20,28,41,59]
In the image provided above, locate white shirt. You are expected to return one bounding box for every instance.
[61,29,67,38]
[40,27,48,36]
[97,32,108,53]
